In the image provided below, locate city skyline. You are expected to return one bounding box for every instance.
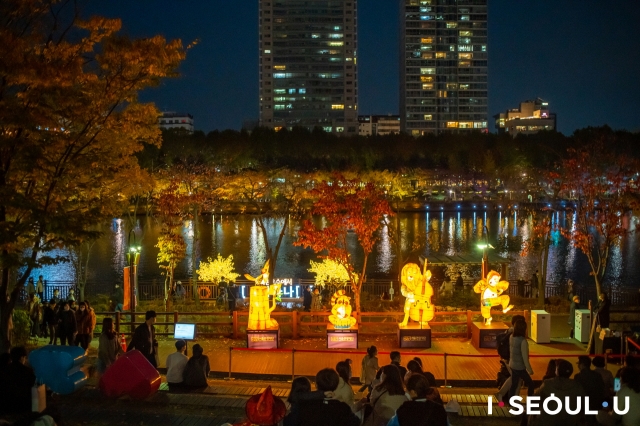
[87,1,640,134]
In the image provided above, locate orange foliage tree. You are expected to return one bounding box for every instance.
[520,207,555,307]
[294,176,393,312]
[0,0,185,352]
[560,141,638,297]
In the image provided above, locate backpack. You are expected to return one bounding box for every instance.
[496,360,511,389]
[496,329,512,360]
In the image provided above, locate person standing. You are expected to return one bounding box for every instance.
[568,295,580,338]
[455,272,464,293]
[530,271,538,298]
[495,315,526,403]
[51,288,60,304]
[36,275,44,301]
[0,347,36,414]
[111,283,124,313]
[303,286,312,312]
[75,302,92,351]
[227,283,238,314]
[359,346,379,393]
[596,292,611,329]
[166,340,189,390]
[182,343,210,389]
[97,318,123,374]
[508,320,535,402]
[566,279,575,301]
[57,302,77,345]
[85,300,97,349]
[311,287,323,311]
[127,310,158,368]
[42,299,57,344]
[26,277,36,299]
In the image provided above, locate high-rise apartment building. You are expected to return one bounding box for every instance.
[400,0,488,136]
[259,1,358,135]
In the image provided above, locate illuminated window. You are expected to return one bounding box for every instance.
[459,122,472,129]
[274,97,286,102]
[421,37,434,44]
[459,84,469,90]
[458,45,472,52]
[459,37,471,44]
[446,83,458,89]
[274,89,286,94]
[459,53,473,59]
[446,22,457,28]
[420,15,434,20]
[273,65,286,70]
[482,45,487,52]
[323,126,332,132]
[435,52,446,59]
[420,76,433,83]
[424,115,433,120]
[311,34,320,39]
[422,83,434,90]
[274,105,285,110]
[332,104,345,110]
[421,52,433,59]
[420,68,435,75]
[447,122,459,128]
[288,88,296,94]
[299,88,306,94]
[437,91,448,98]
[474,122,488,129]
[460,15,469,21]
[458,61,471,67]
[329,34,343,39]
[273,73,286,78]
[459,31,473,36]
[336,127,345,132]
[328,42,344,46]
[264,50,271,54]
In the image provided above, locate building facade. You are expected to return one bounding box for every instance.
[399,0,488,136]
[358,115,401,136]
[494,98,556,135]
[259,0,358,135]
[158,112,194,133]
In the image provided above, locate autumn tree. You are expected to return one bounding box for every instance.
[295,176,393,312]
[155,231,187,304]
[197,254,240,285]
[308,258,352,288]
[0,0,185,352]
[560,141,638,297]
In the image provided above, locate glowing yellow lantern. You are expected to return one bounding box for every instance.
[248,283,281,330]
[328,290,356,329]
[473,270,513,325]
[399,262,434,327]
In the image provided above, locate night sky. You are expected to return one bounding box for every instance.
[86,1,640,135]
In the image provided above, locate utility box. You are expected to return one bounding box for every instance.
[575,309,591,343]
[531,310,551,343]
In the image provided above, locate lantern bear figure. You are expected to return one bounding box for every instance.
[244,259,270,285]
[473,270,513,325]
[399,262,434,327]
[328,290,356,329]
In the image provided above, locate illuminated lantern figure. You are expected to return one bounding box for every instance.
[328,290,356,329]
[473,270,513,325]
[245,260,282,330]
[248,283,282,330]
[244,259,270,285]
[399,262,434,327]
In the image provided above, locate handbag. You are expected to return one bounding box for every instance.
[32,383,46,412]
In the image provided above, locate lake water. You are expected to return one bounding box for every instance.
[28,210,640,292]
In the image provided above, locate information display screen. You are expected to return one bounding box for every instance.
[174,323,196,340]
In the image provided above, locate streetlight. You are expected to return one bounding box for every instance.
[127,230,141,312]
[477,226,494,279]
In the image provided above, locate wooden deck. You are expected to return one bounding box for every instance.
[189,335,596,383]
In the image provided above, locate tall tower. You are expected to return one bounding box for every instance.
[259,1,358,135]
[400,0,488,136]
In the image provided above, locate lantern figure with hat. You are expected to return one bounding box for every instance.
[328,290,356,329]
[473,270,513,325]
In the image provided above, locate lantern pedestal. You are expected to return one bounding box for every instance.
[397,324,432,348]
[247,327,280,349]
[471,321,508,349]
[327,324,358,349]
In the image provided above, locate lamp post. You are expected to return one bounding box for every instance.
[477,226,493,279]
[127,230,141,312]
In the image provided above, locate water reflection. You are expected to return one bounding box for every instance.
[18,212,640,292]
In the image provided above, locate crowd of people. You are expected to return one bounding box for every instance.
[25,291,97,353]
